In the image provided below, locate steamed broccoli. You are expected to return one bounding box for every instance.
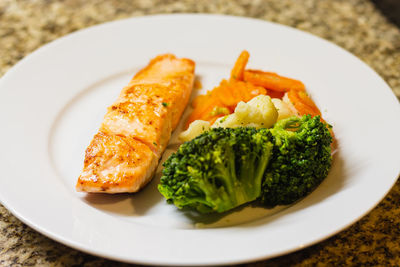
[158,127,273,213]
[261,115,332,206]
[159,115,332,213]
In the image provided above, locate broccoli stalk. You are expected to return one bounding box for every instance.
[261,115,332,206]
[158,127,273,213]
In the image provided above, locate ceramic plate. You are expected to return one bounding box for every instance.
[0,14,399,266]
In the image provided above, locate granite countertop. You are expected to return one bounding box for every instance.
[1,0,399,266]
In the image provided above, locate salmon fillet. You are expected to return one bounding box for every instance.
[76,54,195,193]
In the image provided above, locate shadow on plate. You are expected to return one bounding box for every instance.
[82,147,349,228]
[170,149,347,228]
[83,170,164,216]
[237,149,352,228]
[81,145,181,217]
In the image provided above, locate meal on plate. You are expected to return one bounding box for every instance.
[158,51,334,213]
[76,51,333,215]
[76,54,195,193]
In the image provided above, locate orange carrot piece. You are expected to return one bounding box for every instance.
[193,104,229,127]
[185,96,226,128]
[189,76,268,128]
[230,50,250,80]
[243,70,305,92]
[203,106,224,121]
[225,80,265,103]
[208,115,224,125]
[266,89,285,99]
[287,89,320,116]
[191,94,208,108]
[239,81,253,101]
[298,91,321,114]
[215,80,237,108]
[188,51,317,129]
[248,84,267,98]
[186,97,217,126]
[231,80,249,101]
[226,80,244,103]
[288,90,333,147]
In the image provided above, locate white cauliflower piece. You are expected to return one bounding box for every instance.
[271,98,296,121]
[179,120,210,142]
[213,95,278,129]
[212,113,240,128]
[282,92,299,116]
[181,95,282,141]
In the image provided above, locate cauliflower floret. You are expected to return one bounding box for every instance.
[271,98,296,121]
[282,92,299,116]
[212,113,238,128]
[179,120,211,142]
[237,95,278,128]
[181,95,280,141]
[213,95,278,129]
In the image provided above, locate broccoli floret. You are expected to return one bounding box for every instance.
[261,115,332,206]
[158,127,273,213]
[159,115,333,213]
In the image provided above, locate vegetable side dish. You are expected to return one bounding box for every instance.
[158,51,333,213]
[76,51,333,215]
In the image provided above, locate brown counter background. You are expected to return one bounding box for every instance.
[1,0,399,266]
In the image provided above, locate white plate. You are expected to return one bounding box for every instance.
[0,14,399,266]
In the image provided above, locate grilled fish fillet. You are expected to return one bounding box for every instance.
[76,54,195,193]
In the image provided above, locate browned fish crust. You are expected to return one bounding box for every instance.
[76,54,195,193]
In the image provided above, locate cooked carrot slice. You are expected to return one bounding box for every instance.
[192,94,208,108]
[230,50,250,80]
[209,115,224,125]
[186,96,220,127]
[226,79,244,103]
[245,81,267,100]
[204,106,229,121]
[243,70,305,92]
[215,80,237,108]
[228,80,266,103]
[298,91,321,114]
[186,52,324,130]
[288,90,333,145]
[266,89,285,99]
[287,89,320,116]
[233,80,250,100]
[186,94,230,127]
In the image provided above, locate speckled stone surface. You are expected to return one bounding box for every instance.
[0,0,399,266]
